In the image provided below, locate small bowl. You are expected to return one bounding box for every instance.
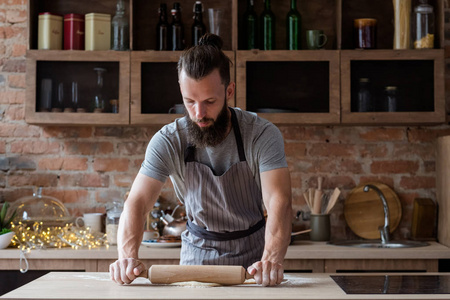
[0,231,15,249]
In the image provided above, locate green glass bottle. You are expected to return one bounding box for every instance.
[260,0,275,50]
[243,0,258,49]
[287,0,301,50]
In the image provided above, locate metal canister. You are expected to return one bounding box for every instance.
[38,12,63,50]
[85,13,111,51]
[64,13,85,50]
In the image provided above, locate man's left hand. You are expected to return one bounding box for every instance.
[247,260,284,286]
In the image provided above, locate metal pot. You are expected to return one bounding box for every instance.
[161,205,187,237]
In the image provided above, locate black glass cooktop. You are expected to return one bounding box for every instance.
[331,275,450,294]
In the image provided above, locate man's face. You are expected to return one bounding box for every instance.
[179,69,235,147]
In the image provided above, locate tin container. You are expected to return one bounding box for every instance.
[64,13,85,50]
[85,13,111,51]
[38,12,63,50]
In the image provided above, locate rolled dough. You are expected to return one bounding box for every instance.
[169,279,256,288]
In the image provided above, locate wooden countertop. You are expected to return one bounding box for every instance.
[1,241,449,260]
[2,272,450,300]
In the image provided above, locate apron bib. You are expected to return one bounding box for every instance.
[180,108,265,268]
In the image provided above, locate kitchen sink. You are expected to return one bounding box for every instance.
[328,240,429,248]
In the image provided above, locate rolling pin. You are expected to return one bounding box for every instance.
[139,265,253,285]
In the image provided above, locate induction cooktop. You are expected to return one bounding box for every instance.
[331,275,450,294]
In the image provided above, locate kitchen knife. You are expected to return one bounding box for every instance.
[139,265,253,285]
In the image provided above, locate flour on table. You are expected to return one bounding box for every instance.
[170,279,256,288]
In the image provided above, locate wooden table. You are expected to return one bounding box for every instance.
[2,272,450,300]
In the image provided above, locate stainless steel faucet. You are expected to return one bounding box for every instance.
[363,184,390,244]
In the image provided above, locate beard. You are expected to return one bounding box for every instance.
[185,100,230,148]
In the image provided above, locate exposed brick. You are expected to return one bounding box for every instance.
[359,128,405,141]
[133,159,143,169]
[2,59,26,73]
[10,140,60,154]
[392,143,435,161]
[0,90,25,104]
[3,25,26,40]
[94,127,146,139]
[95,189,124,204]
[8,173,58,187]
[9,156,36,170]
[289,172,303,191]
[0,174,5,188]
[324,176,356,190]
[64,141,114,155]
[6,9,27,23]
[8,74,25,88]
[0,124,40,137]
[0,141,5,153]
[117,142,147,156]
[62,157,88,171]
[11,44,26,57]
[359,144,389,158]
[407,127,450,143]
[38,157,64,170]
[44,189,89,204]
[371,160,419,174]
[6,0,27,5]
[284,142,307,157]
[279,126,305,140]
[400,176,436,190]
[5,105,24,120]
[0,157,9,171]
[424,161,435,172]
[93,158,129,172]
[0,10,5,23]
[0,187,34,203]
[359,176,395,188]
[305,159,338,174]
[60,173,109,188]
[113,174,134,187]
[397,192,421,206]
[43,127,92,138]
[309,143,356,157]
[339,159,363,174]
[0,74,5,86]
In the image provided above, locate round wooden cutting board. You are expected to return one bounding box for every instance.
[344,182,402,239]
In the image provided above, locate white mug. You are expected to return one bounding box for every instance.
[168,104,185,114]
[76,213,103,233]
[142,230,160,241]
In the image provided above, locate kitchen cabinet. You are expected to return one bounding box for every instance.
[25,0,445,125]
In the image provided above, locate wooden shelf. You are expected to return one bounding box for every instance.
[130,50,235,125]
[25,0,446,126]
[25,50,130,125]
[341,49,445,124]
[236,50,340,124]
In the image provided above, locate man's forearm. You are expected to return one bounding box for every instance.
[117,202,147,260]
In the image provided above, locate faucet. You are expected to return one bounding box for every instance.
[363,184,390,244]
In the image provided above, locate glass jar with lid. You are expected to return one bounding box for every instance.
[412,0,434,49]
[383,86,399,112]
[356,78,373,112]
[106,201,123,245]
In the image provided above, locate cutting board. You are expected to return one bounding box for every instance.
[344,183,402,239]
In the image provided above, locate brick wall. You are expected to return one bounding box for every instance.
[1,1,450,240]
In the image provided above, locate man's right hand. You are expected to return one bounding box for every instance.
[109,258,147,285]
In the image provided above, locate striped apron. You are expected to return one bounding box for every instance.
[180,108,266,268]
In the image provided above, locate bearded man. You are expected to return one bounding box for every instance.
[109,34,292,287]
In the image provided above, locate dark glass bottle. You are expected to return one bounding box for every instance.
[286,0,301,50]
[383,86,398,112]
[357,78,372,112]
[243,0,258,49]
[260,0,275,50]
[191,1,206,46]
[156,3,169,50]
[171,3,185,51]
[111,0,129,51]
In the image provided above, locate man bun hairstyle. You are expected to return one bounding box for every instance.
[178,33,232,87]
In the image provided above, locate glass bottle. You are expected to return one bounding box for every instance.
[412,0,434,49]
[356,78,372,112]
[156,3,169,50]
[243,0,258,50]
[286,0,301,50]
[111,0,129,51]
[93,67,107,113]
[260,0,275,50]
[383,86,398,112]
[106,201,123,245]
[191,1,206,46]
[171,3,185,51]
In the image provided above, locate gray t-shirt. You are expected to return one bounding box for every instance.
[139,108,288,203]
